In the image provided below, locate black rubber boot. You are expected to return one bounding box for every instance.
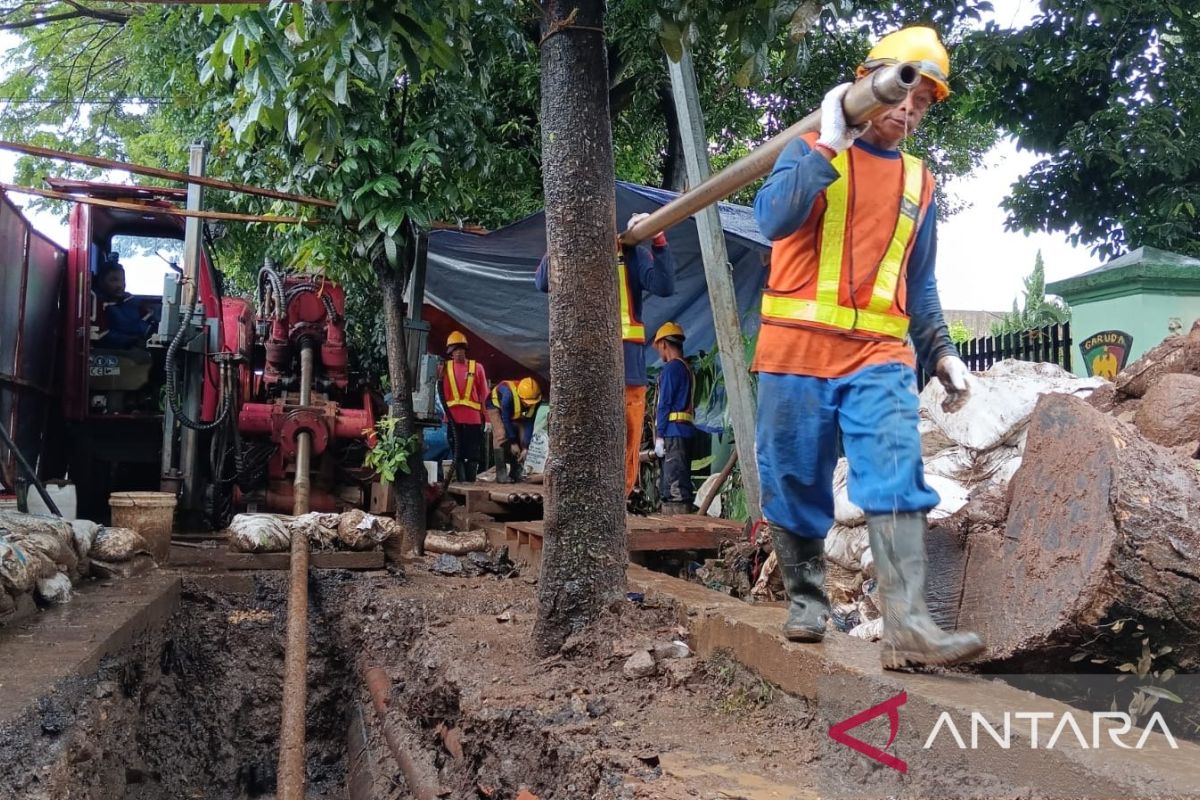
[770,524,830,642]
[868,512,986,670]
[494,447,511,483]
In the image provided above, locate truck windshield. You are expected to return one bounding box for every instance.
[109,234,183,296]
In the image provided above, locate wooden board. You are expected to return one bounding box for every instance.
[222,550,385,571]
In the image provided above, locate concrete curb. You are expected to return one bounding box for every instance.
[629,565,1200,799]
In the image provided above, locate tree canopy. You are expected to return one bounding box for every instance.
[969,1,1200,259]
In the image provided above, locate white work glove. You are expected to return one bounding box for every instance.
[817,83,871,153]
[936,355,973,413]
[627,213,668,246]
[654,438,666,459]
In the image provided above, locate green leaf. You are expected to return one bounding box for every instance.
[383,234,398,267]
[334,69,348,104]
[1137,686,1183,703]
[287,106,300,141]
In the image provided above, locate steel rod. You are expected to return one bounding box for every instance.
[619,62,920,245]
[362,666,441,800]
[0,140,336,208]
[0,418,60,516]
[0,181,320,225]
[278,342,315,800]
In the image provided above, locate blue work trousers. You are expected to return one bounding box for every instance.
[755,363,939,539]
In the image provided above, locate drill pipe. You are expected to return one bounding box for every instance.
[363,666,441,800]
[619,62,921,245]
[278,342,315,800]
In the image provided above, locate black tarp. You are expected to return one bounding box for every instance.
[425,180,771,380]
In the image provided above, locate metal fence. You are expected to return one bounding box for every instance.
[919,321,1072,389]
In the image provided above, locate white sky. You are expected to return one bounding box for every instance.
[1,0,1103,308]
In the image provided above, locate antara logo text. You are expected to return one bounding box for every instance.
[828,692,1180,774]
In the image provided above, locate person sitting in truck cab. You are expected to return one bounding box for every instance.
[92,256,155,349]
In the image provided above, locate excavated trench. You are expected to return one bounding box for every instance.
[0,572,680,800]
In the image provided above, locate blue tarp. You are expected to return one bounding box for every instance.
[425,181,771,382]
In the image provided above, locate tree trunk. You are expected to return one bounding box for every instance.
[534,0,627,656]
[375,255,426,557]
[659,82,688,192]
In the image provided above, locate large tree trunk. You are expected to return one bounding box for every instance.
[375,256,426,557]
[659,83,687,192]
[929,393,1200,671]
[534,0,627,656]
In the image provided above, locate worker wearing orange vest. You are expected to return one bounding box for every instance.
[536,214,677,499]
[752,27,983,670]
[652,322,696,515]
[486,377,542,484]
[441,331,489,482]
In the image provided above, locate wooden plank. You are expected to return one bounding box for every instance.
[627,529,730,552]
[223,550,385,571]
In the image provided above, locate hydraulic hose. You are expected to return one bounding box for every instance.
[165,302,230,432]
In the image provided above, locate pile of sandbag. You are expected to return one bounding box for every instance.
[226,509,399,554]
[820,360,1103,640]
[0,510,154,617]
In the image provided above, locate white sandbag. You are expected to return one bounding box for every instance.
[920,359,1104,451]
[69,519,99,560]
[26,483,76,519]
[831,459,866,526]
[926,473,970,520]
[849,617,884,641]
[36,572,73,604]
[91,526,154,562]
[288,512,339,550]
[425,530,488,556]
[337,509,394,551]
[824,524,869,571]
[0,536,39,594]
[924,445,1022,489]
[90,554,155,579]
[227,514,291,554]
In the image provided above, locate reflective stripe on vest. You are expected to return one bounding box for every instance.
[491,381,522,419]
[661,358,695,425]
[618,253,645,343]
[446,360,481,411]
[760,149,924,340]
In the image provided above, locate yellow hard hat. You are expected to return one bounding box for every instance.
[517,377,542,405]
[654,321,685,343]
[445,330,468,351]
[856,27,951,102]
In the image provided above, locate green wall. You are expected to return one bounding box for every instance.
[1069,293,1200,377]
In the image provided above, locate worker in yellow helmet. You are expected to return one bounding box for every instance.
[652,322,695,515]
[485,376,542,483]
[441,330,489,482]
[751,27,982,669]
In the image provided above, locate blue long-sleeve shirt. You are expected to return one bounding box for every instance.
[752,138,956,375]
[487,382,533,448]
[656,358,695,439]
[536,242,677,386]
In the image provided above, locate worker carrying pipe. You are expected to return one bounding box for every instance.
[651,322,695,516]
[751,26,983,670]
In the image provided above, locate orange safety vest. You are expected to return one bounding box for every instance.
[659,357,696,424]
[760,149,929,341]
[444,359,481,411]
[617,251,646,344]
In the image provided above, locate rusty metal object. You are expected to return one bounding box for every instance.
[363,666,442,800]
[0,139,335,208]
[619,62,921,245]
[278,341,315,800]
[277,520,309,800]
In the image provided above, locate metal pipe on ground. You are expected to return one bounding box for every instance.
[278,342,315,800]
[363,666,442,800]
[618,62,921,245]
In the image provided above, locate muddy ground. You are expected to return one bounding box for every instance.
[0,562,1035,800]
